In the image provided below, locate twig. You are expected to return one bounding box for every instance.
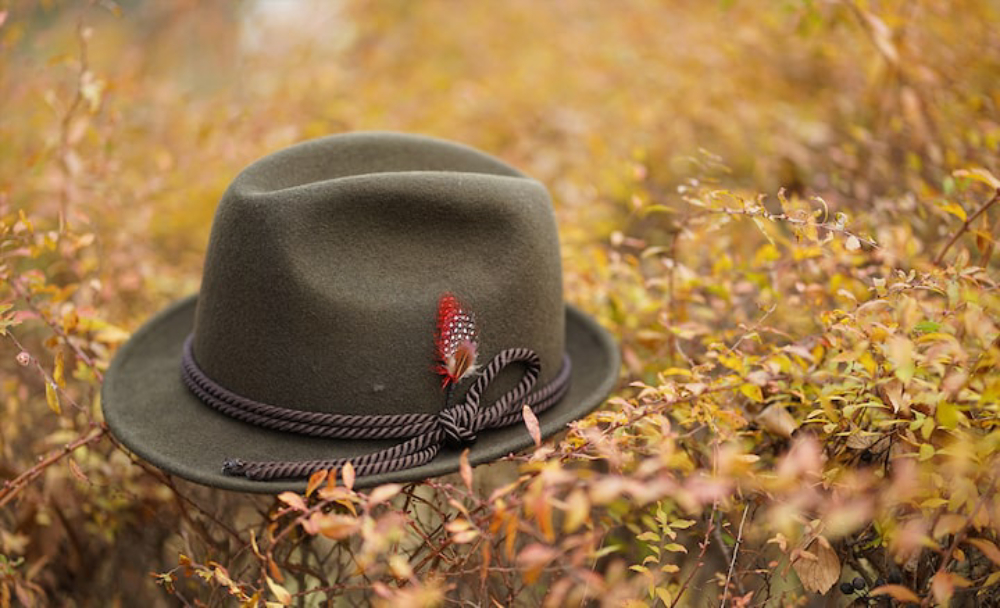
[934,188,1000,266]
[7,277,105,382]
[0,426,106,508]
[669,503,718,608]
[720,503,751,608]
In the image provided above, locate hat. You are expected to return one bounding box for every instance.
[101,132,619,493]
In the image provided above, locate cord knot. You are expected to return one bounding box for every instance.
[438,402,480,448]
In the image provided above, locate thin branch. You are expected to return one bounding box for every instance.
[720,503,751,608]
[0,426,106,508]
[934,188,1000,266]
[669,503,718,608]
[8,277,105,382]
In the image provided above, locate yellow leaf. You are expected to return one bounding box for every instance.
[954,168,1000,190]
[562,488,589,534]
[791,536,840,594]
[45,381,61,415]
[53,350,65,388]
[740,383,764,403]
[940,202,967,222]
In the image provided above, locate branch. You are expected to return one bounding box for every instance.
[669,502,718,608]
[0,426,106,508]
[934,188,1000,266]
[720,503,751,608]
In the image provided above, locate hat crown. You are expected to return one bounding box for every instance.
[191,133,565,418]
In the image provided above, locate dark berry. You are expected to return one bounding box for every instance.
[875,577,886,587]
[840,581,856,595]
[853,576,866,590]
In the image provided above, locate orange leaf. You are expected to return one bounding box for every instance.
[522,404,541,447]
[870,584,921,603]
[460,448,473,491]
[277,491,306,512]
[305,469,327,498]
[967,538,1000,566]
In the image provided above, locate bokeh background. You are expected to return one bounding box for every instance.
[2,1,999,605]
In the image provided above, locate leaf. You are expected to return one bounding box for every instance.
[517,543,558,584]
[939,202,967,222]
[966,538,1000,566]
[367,483,401,507]
[277,491,306,512]
[45,381,61,415]
[739,383,763,403]
[562,488,589,534]
[522,404,542,447]
[791,536,840,594]
[266,576,292,605]
[305,469,327,498]
[459,448,473,491]
[845,235,861,251]
[954,168,1000,190]
[757,404,798,438]
[341,461,356,491]
[870,584,921,603]
[53,350,65,388]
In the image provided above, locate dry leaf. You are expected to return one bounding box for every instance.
[523,404,542,447]
[966,538,1000,566]
[266,575,292,605]
[305,469,327,498]
[277,491,306,512]
[459,448,473,491]
[757,404,798,438]
[791,536,840,594]
[871,584,921,603]
[367,483,401,507]
[341,461,356,491]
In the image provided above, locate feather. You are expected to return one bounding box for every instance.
[435,293,479,389]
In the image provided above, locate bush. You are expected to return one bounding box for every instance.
[2,1,999,605]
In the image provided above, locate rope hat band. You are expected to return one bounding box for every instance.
[180,335,572,481]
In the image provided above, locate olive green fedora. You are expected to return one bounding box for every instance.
[102,132,619,493]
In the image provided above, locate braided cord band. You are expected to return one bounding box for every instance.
[180,335,572,481]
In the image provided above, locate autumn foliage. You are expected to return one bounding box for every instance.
[2,1,1000,606]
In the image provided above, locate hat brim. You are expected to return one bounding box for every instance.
[102,295,620,493]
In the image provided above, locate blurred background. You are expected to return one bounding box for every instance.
[2,0,999,605]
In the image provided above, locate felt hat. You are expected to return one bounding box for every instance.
[102,132,619,493]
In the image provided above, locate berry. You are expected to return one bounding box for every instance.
[853,576,866,590]
[840,581,856,595]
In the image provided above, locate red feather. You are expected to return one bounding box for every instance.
[435,293,479,389]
